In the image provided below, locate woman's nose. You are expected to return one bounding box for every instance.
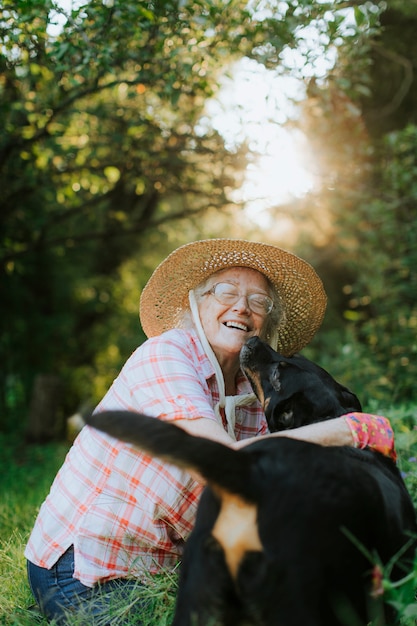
[232,295,250,312]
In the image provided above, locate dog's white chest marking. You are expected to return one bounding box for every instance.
[212,489,263,579]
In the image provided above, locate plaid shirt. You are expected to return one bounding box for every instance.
[25,329,268,586]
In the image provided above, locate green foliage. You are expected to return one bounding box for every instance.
[0,435,68,623]
[331,125,417,404]
[1,0,256,429]
[0,0,402,434]
[298,8,417,406]
[384,404,417,625]
[0,0,366,432]
[0,433,68,535]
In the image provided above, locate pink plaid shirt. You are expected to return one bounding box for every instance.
[25,329,268,586]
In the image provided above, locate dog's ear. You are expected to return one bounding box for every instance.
[337,386,362,413]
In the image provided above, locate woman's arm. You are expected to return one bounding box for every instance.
[234,416,353,449]
[234,413,397,462]
[175,416,235,446]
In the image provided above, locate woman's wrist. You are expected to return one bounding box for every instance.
[344,413,397,462]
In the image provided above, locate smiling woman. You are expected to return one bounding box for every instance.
[24,238,333,625]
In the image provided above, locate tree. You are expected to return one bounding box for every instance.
[0,0,388,435]
[2,0,260,433]
[292,3,417,405]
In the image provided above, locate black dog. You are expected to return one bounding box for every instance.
[240,336,362,432]
[86,408,416,625]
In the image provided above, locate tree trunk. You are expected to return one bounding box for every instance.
[26,374,64,442]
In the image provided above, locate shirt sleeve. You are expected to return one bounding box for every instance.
[97,330,218,423]
[344,412,397,462]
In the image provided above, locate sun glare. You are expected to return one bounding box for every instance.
[237,128,315,223]
[205,58,320,227]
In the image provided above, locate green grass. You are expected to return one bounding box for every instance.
[0,435,69,624]
[1,405,416,625]
[0,433,178,625]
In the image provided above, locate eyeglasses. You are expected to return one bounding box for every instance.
[204,282,274,315]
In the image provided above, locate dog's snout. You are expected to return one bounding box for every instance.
[240,337,259,366]
[241,337,259,356]
[245,337,260,349]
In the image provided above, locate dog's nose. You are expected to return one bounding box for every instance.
[245,336,260,349]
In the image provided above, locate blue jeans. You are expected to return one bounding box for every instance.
[27,546,147,625]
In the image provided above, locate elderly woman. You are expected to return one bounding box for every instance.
[25,239,395,624]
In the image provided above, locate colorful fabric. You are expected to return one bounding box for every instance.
[344,412,397,462]
[25,329,268,587]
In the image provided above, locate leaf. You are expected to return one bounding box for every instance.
[354,6,366,27]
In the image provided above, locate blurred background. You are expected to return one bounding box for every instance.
[1,0,417,442]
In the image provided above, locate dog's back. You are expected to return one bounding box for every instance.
[86,411,417,626]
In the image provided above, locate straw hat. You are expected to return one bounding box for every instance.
[139,239,327,356]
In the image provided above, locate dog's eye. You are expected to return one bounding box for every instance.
[279,361,289,368]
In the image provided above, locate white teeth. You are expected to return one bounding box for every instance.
[225,321,248,332]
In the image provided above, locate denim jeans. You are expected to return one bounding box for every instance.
[27,546,147,625]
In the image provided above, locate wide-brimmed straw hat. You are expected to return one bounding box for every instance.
[139,238,327,355]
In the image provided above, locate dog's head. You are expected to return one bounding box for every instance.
[240,336,362,432]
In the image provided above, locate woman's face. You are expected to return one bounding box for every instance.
[198,267,271,366]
